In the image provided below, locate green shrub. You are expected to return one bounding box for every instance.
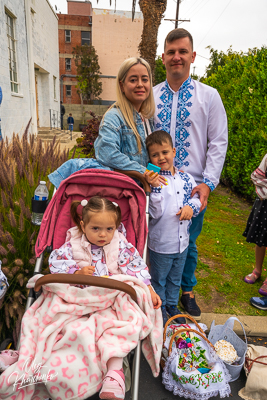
[203,47,267,199]
[154,56,166,85]
[77,111,102,157]
[0,125,69,344]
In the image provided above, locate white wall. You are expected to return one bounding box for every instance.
[0,0,60,138]
[0,0,31,137]
[31,0,60,128]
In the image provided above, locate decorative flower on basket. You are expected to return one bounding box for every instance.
[167,324,192,339]
[176,333,211,374]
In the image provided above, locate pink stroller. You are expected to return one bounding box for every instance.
[24,169,154,400]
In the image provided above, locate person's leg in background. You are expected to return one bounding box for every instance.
[180,208,207,320]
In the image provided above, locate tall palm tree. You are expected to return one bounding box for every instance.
[96,0,168,79]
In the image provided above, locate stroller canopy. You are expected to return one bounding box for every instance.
[35,169,148,257]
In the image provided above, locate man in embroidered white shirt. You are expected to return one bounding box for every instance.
[153,28,228,320]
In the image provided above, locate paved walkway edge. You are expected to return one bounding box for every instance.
[199,313,267,337]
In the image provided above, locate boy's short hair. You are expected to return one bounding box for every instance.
[146,130,173,151]
[69,113,72,116]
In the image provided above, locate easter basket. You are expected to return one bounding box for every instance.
[161,314,206,369]
[161,314,232,400]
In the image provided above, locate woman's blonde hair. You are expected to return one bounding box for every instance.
[105,57,155,153]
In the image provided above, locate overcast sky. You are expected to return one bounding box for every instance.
[50,0,267,77]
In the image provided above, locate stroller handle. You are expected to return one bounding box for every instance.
[34,274,138,303]
[114,169,151,194]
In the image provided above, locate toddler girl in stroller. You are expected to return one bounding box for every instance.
[48,196,161,399]
[0,188,163,400]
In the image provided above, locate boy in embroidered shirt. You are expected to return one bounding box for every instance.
[144,130,201,326]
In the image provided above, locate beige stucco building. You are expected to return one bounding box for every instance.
[92,8,143,103]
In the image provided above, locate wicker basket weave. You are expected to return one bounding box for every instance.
[160,314,215,369]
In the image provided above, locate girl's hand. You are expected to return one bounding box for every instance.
[74,266,95,275]
[176,205,193,220]
[143,170,167,187]
[148,286,162,309]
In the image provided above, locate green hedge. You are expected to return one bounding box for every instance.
[203,47,267,199]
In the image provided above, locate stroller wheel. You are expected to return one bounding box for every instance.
[0,338,14,351]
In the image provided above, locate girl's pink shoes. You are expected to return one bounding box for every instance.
[0,350,19,372]
[259,278,267,296]
[244,269,261,284]
[244,269,267,296]
[99,370,125,400]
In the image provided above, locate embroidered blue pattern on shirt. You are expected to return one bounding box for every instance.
[203,177,215,192]
[175,78,194,169]
[155,83,173,132]
[155,79,194,170]
[151,186,162,193]
[179,171,192,205]
[159,170,172,176]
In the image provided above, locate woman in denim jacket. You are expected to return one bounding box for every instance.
[94,58,165,186]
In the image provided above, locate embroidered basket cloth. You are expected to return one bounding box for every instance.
[208,316,247,382]
[162,315,231,399]
[161,314,207,369]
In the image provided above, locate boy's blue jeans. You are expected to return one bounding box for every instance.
[68,124,73,131]
[181,207,207,292]
[149,248,188,306]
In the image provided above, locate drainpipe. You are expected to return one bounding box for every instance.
[24,0,37,135]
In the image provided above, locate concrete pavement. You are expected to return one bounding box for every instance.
[201,312,267,337]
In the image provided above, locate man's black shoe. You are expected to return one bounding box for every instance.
[166,305,186,324]
[180,293,201,321]
[161,306,169,327]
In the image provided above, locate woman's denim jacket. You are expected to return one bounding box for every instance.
[94,106,154,174]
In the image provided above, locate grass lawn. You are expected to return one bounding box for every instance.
[68,145,88,159]
[194,185,266,316]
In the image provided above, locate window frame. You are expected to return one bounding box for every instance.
[65,58,71,71]
[53,76,57,100]
[66,85,72,97]
[81,31,90,46]
[65,29,71,43]
[6,10,19,93]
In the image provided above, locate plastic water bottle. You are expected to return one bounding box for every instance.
[31,181,49,226]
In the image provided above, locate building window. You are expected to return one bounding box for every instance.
[81,31,90,46]
[65,29,71,43]
[65,58,71,71]
[53,76,57,100]
[66,85,71,97]
[6,11,18,93]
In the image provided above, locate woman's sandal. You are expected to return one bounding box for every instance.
[99,370,125,400]
[259,278,267,296]
[244,269,261,284]
[0,350,19,372]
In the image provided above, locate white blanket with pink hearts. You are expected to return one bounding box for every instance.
[0,274,163,400]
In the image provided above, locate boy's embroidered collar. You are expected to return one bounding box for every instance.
[159,170,172,176]
[159,167,178,176]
